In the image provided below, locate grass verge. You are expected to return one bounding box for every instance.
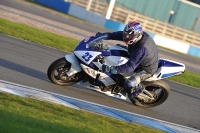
[0,18,79,52]
[168,71,200,88]
[0,18,199,89]
[0,92,165,133]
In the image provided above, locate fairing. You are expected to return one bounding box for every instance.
[74,36,131,86]
[146,58,185,81]
[74,36,110,65]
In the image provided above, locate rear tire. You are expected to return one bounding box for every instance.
[130,80,170,108]
[47,57,83,86]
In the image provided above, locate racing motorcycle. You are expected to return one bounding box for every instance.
[47,36,185,108]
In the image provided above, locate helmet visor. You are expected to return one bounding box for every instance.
[123,31,140,44]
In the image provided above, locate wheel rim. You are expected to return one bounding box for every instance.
[145,85,166,103]
[52,63,74,83]
[133,85,168,106]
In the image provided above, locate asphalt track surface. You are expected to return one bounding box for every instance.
[0,0,200,130]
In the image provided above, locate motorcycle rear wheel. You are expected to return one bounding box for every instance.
[47,57,83,86]
[130,80,170,108]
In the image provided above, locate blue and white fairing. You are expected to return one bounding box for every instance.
[74,36,110,65]
[146,58,185,81]
[74,36,113,86]
[74,36,129,66]
[73,36,129,86]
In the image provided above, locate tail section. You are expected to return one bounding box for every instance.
[146,58,185,81]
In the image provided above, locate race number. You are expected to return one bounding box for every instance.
[82,52,93,62]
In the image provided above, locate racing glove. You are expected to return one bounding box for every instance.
[95,32,108,36]
[102,64,117,74]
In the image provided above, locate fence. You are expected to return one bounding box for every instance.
[68,0,200,47]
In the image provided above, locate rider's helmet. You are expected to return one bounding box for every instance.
[123,21,143,46]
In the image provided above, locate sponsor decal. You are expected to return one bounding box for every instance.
[117,59,124,65]
[86,68,90,74]
[91,70,96,77]
[84,37,90,42]
[84,67,96,78]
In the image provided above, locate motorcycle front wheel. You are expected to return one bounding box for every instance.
[130,80,170,108]
[47,57,83,86]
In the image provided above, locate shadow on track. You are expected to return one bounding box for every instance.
[0,58,48,81]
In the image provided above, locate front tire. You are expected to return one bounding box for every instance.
[130,80,170,108]
[47,57,83,86]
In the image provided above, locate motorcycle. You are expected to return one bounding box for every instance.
[47,36,185,108]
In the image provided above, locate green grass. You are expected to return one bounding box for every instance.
[168,71,200,88]
[0,18,79,52]
[0,18,199,89]
[0,92,165,133]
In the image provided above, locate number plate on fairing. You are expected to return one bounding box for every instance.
[74,51,101,64]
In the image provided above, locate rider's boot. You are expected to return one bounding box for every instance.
[126,84,144,99]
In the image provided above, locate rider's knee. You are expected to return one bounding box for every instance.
[124,75,141,91]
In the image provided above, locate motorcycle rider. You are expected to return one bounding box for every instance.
[96,21,158,99]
